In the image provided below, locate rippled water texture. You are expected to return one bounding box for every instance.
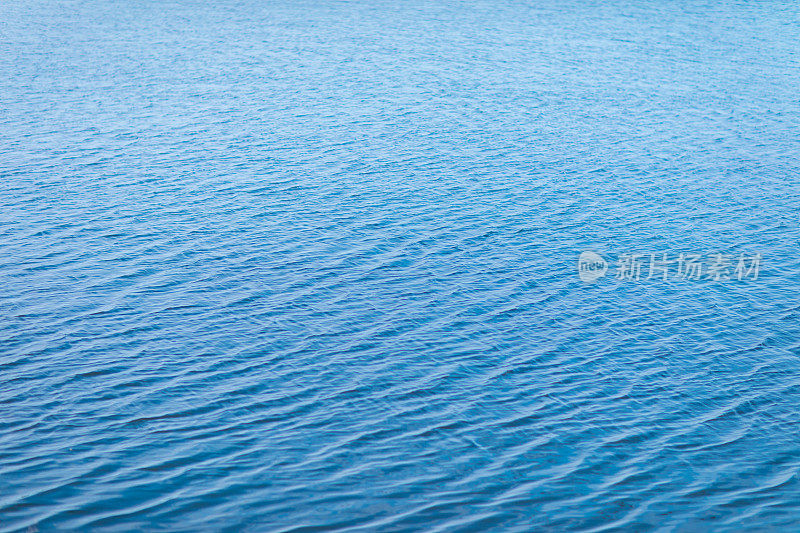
[2,0,800,530]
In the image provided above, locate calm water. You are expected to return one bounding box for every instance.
[2,0,800,531]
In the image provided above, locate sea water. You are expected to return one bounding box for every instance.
[1,0,800,530]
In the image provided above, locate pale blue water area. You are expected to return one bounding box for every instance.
[2,0,800,531]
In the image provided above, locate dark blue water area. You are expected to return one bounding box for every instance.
[2,0,800,530]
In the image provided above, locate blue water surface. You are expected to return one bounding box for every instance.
[2,0,800,531]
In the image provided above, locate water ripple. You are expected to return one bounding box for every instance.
[2,0,800,531]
